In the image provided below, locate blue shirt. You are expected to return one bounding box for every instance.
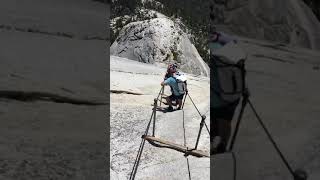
[210,56,227,108]
[209,32,240,108]
[209,39,232,108]
[164,77,180,96]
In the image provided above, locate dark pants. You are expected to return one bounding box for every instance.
[165,94,184,109]
[169,94,184,101]
[211,99,240,144]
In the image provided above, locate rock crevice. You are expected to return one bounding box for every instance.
[0,90,106,106]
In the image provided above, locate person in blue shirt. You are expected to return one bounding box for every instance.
[161,64,184,111]
[209,30,241,154]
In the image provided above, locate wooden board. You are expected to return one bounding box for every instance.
[142,135,209,158]
[151,106,182,113]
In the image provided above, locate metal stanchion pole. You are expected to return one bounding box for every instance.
[152,98,157,136]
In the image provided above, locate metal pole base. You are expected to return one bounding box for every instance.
[194,115,206,150]
[293,169,308,180]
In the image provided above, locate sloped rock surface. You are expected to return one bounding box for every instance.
[0,0,108,179]
[211,37,320,180]
[214,0,320,50]
[0,0,107,39]
[110,56,210,179]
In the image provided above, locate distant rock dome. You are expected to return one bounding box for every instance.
[110,17,209,77]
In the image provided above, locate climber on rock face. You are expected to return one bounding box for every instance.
[209,31,237,46]
[161,64,186,111]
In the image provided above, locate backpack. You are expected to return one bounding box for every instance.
[173,74,187,95]
[210,41,247,104]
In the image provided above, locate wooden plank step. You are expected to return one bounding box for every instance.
[152,101,177,107]
[142,135,209,158]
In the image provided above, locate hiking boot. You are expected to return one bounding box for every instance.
[166,106,174,112]
[210,136,221,155]
[216,143,227,154]
[210,136,226,155]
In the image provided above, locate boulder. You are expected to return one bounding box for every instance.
[110,17,209,76]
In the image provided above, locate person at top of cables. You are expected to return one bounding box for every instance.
[161,64,187,112]
[209,27,248,155]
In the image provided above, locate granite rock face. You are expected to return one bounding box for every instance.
[0,0,108,179]
[212,0,320,50]
[110,17,210,77]
[110,56,210,180]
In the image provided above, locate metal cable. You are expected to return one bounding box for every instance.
[187,93,210,135]
[204,122,210,135]
[130,86,211,179]
[247,99,295,176]
[231,151,237,180]
[224,97,298,180]
[129,87,164,180]
[129,110,154,180]
[186,158,192,180]
[187,93,202,117]
[182,109,192,180]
